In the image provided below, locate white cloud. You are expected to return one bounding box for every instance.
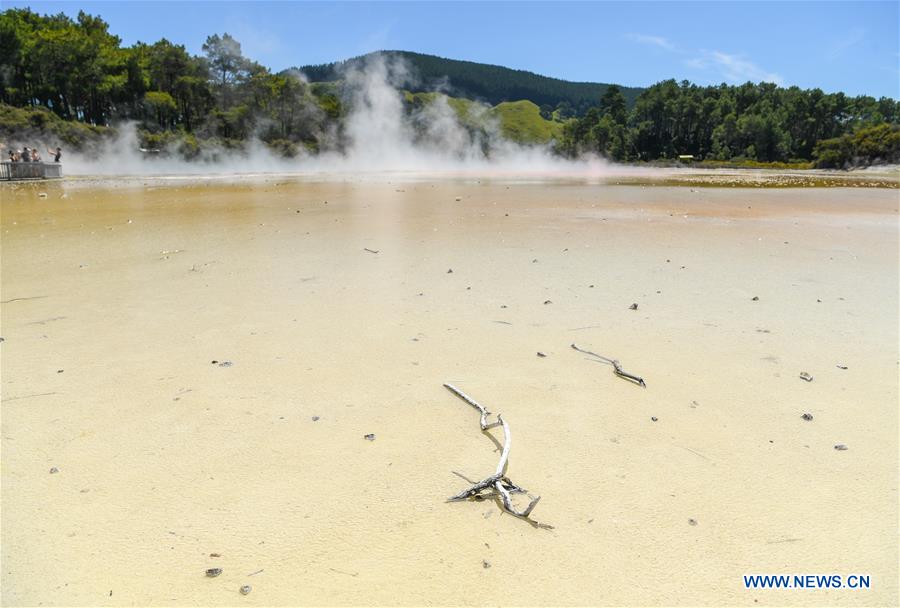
[684,57,707,70]
[356,21,397,54]
[686,50,783,85]
[709,51,783,84]
[628,33,784,85]
[222,18,286,63]
[827,27,865,59]
[625,33,677,52]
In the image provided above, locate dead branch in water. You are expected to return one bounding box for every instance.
[571,343,646,387]
[443,383,547,526]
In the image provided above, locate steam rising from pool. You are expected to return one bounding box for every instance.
[63,54,623,180]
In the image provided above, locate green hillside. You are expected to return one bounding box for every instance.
[300,51,642,115]
[403,92,564,144]
[490,100,564,143]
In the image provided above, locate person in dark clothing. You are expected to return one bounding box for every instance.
[21,147,31,162]
[48,146,62,162]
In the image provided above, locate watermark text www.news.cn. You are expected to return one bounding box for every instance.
[743,574,870,589]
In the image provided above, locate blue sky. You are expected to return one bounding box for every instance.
[6,1,899,98]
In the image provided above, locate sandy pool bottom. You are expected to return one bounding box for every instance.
[1,178,898,606]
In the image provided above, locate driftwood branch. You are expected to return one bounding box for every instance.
[443,383,547,525]
[571,343,646,387]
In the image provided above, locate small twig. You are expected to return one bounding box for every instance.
[451,470,477,484]
[1,392,58,403]
[443,383,501,430]
[363,248,379,254]
[0,295,49,304]
[571,343,646,387]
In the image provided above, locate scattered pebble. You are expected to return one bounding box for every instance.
[536,352,546,358]
[629,303,638,310]
[836,363,848,370]
[651,416,658,422]
[240,585,252,595]
[447,268,453,274]
[834,444,848,451]
[688,518,698,526]
[751,296,759,301]
[482,560,491,569]
[543,300,552,305]
[49,467,59,474]
[57,369,64,373]
[364,433,375,441]
[38,192,47,198]
[799,372,813,382]
[312,416,320,422]
[210,553,221,558]
[455,197,462,202]
[206,568,222,578]
[801,413,814,421]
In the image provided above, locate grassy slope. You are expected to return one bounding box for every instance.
[490,100,563,144]
[405,92,563,144]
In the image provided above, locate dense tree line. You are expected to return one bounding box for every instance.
[0,8,339,155]
[556,81,899,166]
[1,8,896,167]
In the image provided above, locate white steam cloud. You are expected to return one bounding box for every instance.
[64,54,623,179]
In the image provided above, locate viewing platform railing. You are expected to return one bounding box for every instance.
[0,162,63,181]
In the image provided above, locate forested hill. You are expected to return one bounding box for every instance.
[299,51,643,115]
